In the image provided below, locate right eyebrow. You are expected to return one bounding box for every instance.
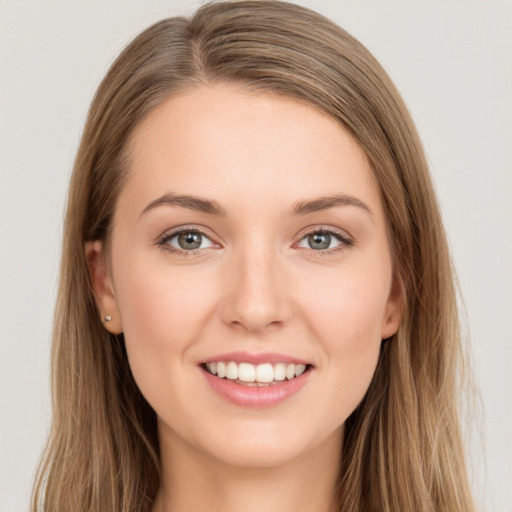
[140,193,228,217]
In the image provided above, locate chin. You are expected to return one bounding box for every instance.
[194,420,341,470]
[207,439,309,469]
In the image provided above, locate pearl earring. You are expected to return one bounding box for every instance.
[104,315,112,322]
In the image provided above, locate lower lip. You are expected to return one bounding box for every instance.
[201,367,312,407]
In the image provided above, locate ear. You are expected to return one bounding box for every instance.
[381,274,404,340]
[85,240,123,334]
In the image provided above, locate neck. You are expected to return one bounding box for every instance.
[153,427,343,512]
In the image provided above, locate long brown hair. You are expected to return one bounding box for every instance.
[32,2,476,511]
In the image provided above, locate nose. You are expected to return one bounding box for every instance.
[220,246,292,334]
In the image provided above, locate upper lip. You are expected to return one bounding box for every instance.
[200,351,312,366]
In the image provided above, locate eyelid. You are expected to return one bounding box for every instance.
[155,225,221,255]
[154,224,354,257]
[298,224,353,241]
[294,225,354,253]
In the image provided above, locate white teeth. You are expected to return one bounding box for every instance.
[226,361,239,380]
[217,361,226,378]
[285,364,295,380]
[295,364,306,377]
[274,363,286,381]
[204,361,309,383]
[238,362,256,382]
[256,363,274,383]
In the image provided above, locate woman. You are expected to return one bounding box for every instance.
[31,1,476,511]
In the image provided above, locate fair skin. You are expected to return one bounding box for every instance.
[86,83,402,512]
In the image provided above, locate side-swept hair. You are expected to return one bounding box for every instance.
[32,2,475,511]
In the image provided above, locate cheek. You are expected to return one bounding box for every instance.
[301,262,390,342]
[112,255,219,391]
[298,263,390,408]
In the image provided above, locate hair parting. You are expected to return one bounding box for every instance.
[32,2,476,511]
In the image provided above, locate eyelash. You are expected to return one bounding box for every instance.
[156,226,354,257]
[296,227,354,256]
[156,226,214,257]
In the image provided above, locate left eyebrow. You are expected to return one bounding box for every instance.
[291,195,373,217]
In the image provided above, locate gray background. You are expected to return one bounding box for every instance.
[1,1,511,511]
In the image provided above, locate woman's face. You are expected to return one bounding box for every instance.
[89,84,401,468]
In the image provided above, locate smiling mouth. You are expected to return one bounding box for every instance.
[201,361,313,386]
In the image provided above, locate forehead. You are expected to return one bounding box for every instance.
[119,83,382,218]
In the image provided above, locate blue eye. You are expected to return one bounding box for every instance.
[297,230,351,251]
[164,230,214,251]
